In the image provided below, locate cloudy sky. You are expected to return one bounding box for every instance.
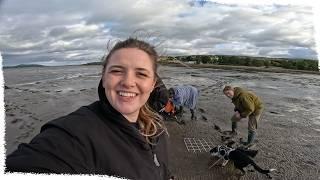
[0,0,318,66]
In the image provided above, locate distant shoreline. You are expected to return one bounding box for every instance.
[3,62,320,75]
[159,62,320,75]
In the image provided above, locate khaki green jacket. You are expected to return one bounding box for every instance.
[232,87,263,118]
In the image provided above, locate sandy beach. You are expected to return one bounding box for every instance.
[4,65,320,179]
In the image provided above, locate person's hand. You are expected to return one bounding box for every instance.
[235,111,241,119]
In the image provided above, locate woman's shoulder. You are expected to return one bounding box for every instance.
[41,101,105,135]
[5,101,106,173]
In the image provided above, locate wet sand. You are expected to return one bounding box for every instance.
[4,65,320,179]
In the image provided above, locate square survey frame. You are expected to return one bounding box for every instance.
[183,137,216,153]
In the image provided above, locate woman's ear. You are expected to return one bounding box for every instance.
[151,80,156,92]
[152,74,158,90]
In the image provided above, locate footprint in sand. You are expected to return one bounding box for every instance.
[30,116,43,122]
[198,108,206,113]
[201,115,208,121]
[305,161,317,166]
[11,118,22,124]
[18,124,25,129]
[7,113,15,117]
[17,132,31,141]
[213,124,222,132]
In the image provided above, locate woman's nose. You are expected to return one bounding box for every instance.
[121,72,135,88]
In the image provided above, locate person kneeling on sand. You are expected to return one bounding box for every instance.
[6,38,172,180]
[223,85,264,146]
[147,74,170,117]
[166,85,199,120]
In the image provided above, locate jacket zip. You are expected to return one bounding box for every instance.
[151,146,163,179]
[153,153,160,167]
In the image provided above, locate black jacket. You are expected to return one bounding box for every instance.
[6,80,170,180]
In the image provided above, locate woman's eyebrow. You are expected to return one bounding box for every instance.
[136,68,150,72]
[108,66,152,74]
[136,68,152,73]
[108,65,125,69]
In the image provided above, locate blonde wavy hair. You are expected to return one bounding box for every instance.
[102,37,167,144]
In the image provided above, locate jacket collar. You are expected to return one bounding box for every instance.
[232,87,243,101]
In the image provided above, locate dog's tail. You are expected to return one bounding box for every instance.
[251,162,276,178]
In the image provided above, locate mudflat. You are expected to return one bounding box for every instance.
[4,65,320,179]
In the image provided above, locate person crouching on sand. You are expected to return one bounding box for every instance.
[223,85,264,146]
[166,85,199,120]
[148,74,169,114]
[6,38,172,180]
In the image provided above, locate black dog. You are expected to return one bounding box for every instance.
[209,145,276,179]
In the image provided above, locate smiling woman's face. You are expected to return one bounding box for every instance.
[102,48,156,122]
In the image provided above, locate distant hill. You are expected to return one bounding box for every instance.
[81,62,102,66]
[3,64,45,68]
[160,55,319,72]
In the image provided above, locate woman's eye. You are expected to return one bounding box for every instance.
[109,69,122,73]
[137,72,148,77]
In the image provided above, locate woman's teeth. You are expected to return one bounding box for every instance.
[119,91,136,97]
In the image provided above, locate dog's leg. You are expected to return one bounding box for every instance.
[239,168,246,176]
[266,169,277,179]
[266,173,273,179]
[251,161,276,177]
[247,165,255,172]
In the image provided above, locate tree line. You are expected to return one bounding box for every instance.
[161,55,319,71]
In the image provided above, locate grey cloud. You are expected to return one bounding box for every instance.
[0,0,317,66]
[287,48,316,59]
[48,27,69,37]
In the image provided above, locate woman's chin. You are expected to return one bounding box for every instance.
[117,106,139,116]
